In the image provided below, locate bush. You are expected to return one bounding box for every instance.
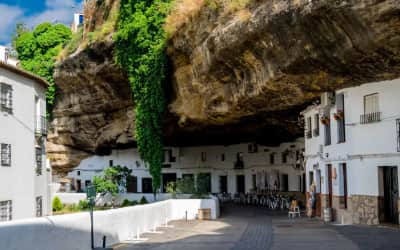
[78,199,90,210]
[52,196,63,212]
[121,199,138,207]
[176,176,195,194]
[139,196,148,205]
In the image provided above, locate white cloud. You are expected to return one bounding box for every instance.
[0,4,23,43]
[0,1,82,45]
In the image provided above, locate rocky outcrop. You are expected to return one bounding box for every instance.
[48,0,400,174]
[167,0,400,127]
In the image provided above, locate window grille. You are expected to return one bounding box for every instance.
[36,197,42,217]
[0,200,12,221]
[361,93,381,124]
[0,83,13,114]
[1,143,11,166]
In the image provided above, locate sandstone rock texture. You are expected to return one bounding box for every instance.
[48,0,400,174]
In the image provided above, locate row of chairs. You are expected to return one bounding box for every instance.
[217,192,293,210]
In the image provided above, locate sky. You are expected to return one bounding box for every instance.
[0,0,82,45]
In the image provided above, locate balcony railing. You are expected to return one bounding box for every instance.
[35,116,47,135]
[313,128,319,137]
[306,130,312,139]
[360,112,381,124]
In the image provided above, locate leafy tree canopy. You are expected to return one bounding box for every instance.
[14,22,72,116]
[93,165,133,196]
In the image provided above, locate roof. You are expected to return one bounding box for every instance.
[0,61,49,88]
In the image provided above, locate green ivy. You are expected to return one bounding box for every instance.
[114,0,171,194]
[14,22,72,117]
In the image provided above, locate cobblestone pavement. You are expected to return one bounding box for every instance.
[116,204,400,250]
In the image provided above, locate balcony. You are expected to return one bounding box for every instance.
[306,130,312,139]
[35,116,47,135]
[313,128,319,137]
[360,112,381,124]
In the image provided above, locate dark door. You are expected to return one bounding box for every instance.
[76,180,81,192]
[162,173,177,192]
[383,167,399,224]
[219,176,227,193]
[281,174,289,192]
[126,176,137,193]
[343,164,348,209]
[302,173,306,193]
[328,165,333,208]
[236,175,245,194]
[142,178,153,193]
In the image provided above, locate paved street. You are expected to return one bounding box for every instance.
[115,204,400,250]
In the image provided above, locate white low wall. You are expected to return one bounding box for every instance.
[54,192,195,206]
[0,198,219,250]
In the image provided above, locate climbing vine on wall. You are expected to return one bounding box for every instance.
[114,0,171,194]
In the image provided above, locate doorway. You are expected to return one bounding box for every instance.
[316,170,322,217]
[236,175,245,194]
[76,180,82,192]
[126,175,137,193]
[162,173,177,192]
[219,176,228,193]
[382,167,399,224]
[327,164,333,208]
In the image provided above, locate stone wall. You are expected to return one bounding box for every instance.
[351,195,379,225]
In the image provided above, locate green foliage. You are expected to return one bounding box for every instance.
[64,27,83,55]
[176,176,195,194]
[115,0,171,193]
[78,199,90,210]
[139,196,148,204]
[14,22,72,117]
[52,196,63,212]
[121,199,138,207]
[93,165,133,196]
[195,173,211,196]
[166,181,177,198]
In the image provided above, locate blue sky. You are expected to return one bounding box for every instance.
[0,0,82,45]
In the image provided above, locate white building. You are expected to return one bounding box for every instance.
[0,61,51,222]
[0,46,18,67]
[67,139,305,196]
[71,13,84,33]
[302,78,400,225]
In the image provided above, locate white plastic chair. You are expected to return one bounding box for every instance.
[288,206,301,219]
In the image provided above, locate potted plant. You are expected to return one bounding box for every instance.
[333,110,344,120]
[320,115,330,125]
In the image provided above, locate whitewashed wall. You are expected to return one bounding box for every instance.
[66,139,305,194]
[0,67,50,220]
[0,198,219,250]
[304,78,400,197]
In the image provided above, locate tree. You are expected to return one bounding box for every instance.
[93,166,134,206]
[52,196,63,212]
[14,22,72,117]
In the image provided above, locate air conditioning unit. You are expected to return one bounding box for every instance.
[321,92,335,107]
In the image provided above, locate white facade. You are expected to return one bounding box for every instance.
[303,78,400,225]
[67,139,305,195]
[0,63,51,222]
[71,13,84,33]
[0,46,18,67]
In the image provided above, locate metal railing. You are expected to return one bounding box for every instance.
[360,112,381,124]
[35,116,47,135]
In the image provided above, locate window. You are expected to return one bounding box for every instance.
[336,93,346,143]
[1,143,11,166]
[201,152,207,162]
[0,200,12,221]
[142,178,153,193]
[234,152,244,169]
[361,93,381,124]
[109,160,113,167]
[306,117,312,138]
[324,117,331,146]
[163,149,176,163]
[281,152,288,163]
[0,83,13,114]
[313,114,320,136]
[309,171,314,187]
[85,180,91,188]
[364,93,379,114]
[270,153,275,164]
[77,171,81,176]
[397,119,400,152]
[248,143,258,153]
[36,197,42,217]
[252,174,257,190]
[35,147,42,175]
[221,153,225,161]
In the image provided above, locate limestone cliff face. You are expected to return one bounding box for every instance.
[48,0,400,174]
